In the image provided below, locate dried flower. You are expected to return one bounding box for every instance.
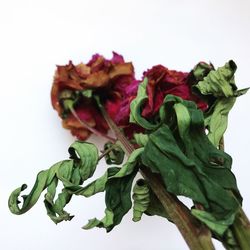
[51,52,136,140]
[142,65,207,118]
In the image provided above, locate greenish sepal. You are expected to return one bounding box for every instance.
[81,89,93,98]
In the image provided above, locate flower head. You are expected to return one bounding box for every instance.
[51,52,136,140]
[141,65,208,118]
[51,54,209,141]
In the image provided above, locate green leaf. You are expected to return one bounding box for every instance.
[9,141,99,224]
[132,179,150,222]
[111,148,143,178]
[103,148,142,231]
[104,170,137,232]
[191,209,235,236]
[140,95,241,234]
[205,98,236,147]
[192,62,214,81]
[234,87,249,97]
[103,142,125,165]
[65,167,119,197]
[173,102,191,141]
[9,162,61,215]
[194,60,237,98]
[83,209,114,230]
[68,141,99,181]
[193,60,249,147]
[9,139,142,231]
[85,148,142,232]
[131,178,170,221]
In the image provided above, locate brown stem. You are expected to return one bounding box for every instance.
[141,167,215,250]
[98,142,118,161]
[95,97,134,154]
[231,208,250,250]
[97,98,214,250]
[219,137,250,250]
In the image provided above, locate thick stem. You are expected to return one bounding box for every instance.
[95,96,134,154]
[231,207,250,250]
[141,167,214,250]
[222,229,241,250]
[219,137,250,250]
[97,98,215,250]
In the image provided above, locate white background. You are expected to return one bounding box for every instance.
[0,0,250,249]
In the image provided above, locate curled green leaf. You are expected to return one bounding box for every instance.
[9,141,99,224]
[193,60,249,147]
[192,62,214,81]
[194,60,237,98]
[65,167,119,197]
[103,141,125,165]
[205,97,236,147]
[132,178,171,222]
[9,162,62,216]
[83,209,114,230]
[132,179,150,222]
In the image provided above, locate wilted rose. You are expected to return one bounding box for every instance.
[51,52,136,140]
[142,65,207,118]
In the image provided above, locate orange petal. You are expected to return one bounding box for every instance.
[76,63,91,78]
[51,61,89,113]
[109,62,134,79]
[90,56,106,72]
[82,71,110,88]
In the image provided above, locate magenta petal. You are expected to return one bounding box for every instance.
[87,54,102,66]
[111,51,125,64]
[125,80,140,95]
[105,98,121,121]
[75,106,94,122]
[114,80,140,125]
[115,98,130,125]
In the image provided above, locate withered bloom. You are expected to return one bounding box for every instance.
[51,52,136,140]
[141,65,208,118]
[115,65,208,133]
